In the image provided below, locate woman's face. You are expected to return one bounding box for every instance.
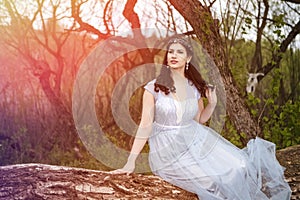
[167,43,191,69]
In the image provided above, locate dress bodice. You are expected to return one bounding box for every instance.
[144,79,200,126]
[145,81,291,200]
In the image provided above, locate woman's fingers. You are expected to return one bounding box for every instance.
[109,168,132,175]
[206,87,217,105]
[110,169,126,174]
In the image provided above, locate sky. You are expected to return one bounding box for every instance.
[0,0,299,46]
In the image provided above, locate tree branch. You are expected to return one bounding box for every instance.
[257,19,300,79]
[250,0,269,72]
[71,0,110,39]
[103,0,115,35]
[122,0,155,63]
[123,0,141,29]
[283,0,300,4]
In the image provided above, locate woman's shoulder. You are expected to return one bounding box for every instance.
[144,79,156,88]
[144,79,157,96]
[147,79,156,85]
[189,80,201,100]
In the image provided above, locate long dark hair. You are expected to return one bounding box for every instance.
[154,35,208,98]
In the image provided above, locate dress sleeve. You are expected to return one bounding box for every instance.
[194,85,201,100]
[143,79,157,98]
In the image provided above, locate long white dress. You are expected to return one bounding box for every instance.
[144,79,291,200]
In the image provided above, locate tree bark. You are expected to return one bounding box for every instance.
[0,145,299,199]
[168,0,259,143]
[0,164,197,200]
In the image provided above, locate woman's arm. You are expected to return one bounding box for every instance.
[194,87,217,124]
[111,90,155,174]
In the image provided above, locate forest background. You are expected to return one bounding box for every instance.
[0,0,299,171]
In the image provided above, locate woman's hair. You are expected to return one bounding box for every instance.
[154,35,208,98]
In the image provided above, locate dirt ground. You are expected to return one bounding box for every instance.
[276,145,300,199]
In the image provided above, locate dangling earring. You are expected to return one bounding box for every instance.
[186,62,189,70]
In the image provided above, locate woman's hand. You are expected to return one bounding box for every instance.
[206,85,217,106]
[110,160,135,175]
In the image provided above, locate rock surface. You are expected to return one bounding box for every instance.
[0,145,299,200]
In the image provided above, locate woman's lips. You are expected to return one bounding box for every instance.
[170,60,178,64]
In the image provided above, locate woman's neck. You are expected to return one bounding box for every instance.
[171,68,185,80]
[171,69,188,86]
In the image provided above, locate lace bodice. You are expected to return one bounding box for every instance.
[144,79,200,126]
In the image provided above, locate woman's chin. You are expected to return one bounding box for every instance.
[169,65,184,70]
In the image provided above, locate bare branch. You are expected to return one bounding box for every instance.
[167,1,177,33]
[284,1,300,15]
[103,0,115,35]
[71,0,110,39]
[249,0,269,72]
[283,0,300,4]
[257,19,300,78]
[123,0,140,29]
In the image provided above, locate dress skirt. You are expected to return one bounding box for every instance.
[148,121,291,200]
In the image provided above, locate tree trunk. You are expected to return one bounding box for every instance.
[0,163,197,200]
[0,145,298,199]
[168,0,260,143]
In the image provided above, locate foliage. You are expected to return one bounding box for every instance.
[260,68,300,149]
[47,140,110,170]
[221,117,243,148]
[263,99,300,149]
[0,108,107,170]
[228,39,254,94]
[246,93,261,117]
[229,38,300,149]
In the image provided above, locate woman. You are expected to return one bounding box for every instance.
[112,36,291,200]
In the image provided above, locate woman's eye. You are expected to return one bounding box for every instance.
[168,50,173,53]
[177,50,184,54]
